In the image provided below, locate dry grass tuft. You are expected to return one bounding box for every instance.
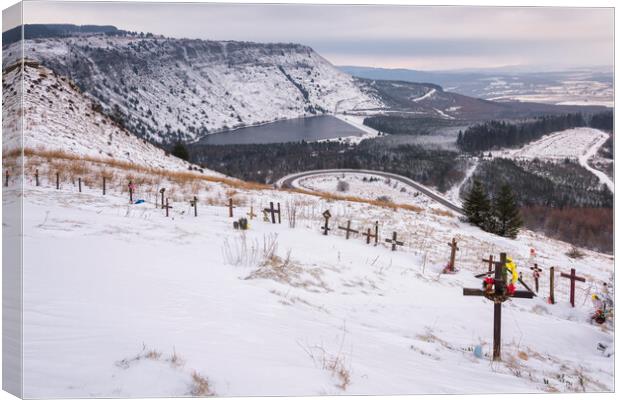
[190,371,214,396]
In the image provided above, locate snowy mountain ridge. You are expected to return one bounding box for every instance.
[3,31,382,144]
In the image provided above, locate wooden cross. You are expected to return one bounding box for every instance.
[56,172,60,190]
[190,196,198,217]
[361,222,379,245]
[228,198,236,218]
[163,198,172,217]
[262,209,270,222]
[446,238,459,272]
[530,264,543,293]
[78,177,82,193]
[159,188,166,209]
[35,169,39,186]
[463,253,534,361]
[338,220,358,239]
[321,210,332,235]
[247,206,257,220]
[263,202,281,224]
[385,232,404,251]
[103,176,107,195]
[560,268,586,307]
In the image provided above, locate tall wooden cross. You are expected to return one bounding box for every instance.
[362,221,379,245]
[385,232,404,251]
[247,205,257,220]
[190,196,198,217]
[228,198,236,218]
[321,210,332,235]
[530,264,543,293]
[159,188,166,209]
[463,253,534,361]
[446,238,459,272]
[35,169,39,187]
[338,220,358,239]
[560,268,586,307]
[163,198,173,217]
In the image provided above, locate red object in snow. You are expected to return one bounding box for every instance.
[506,283,516,295]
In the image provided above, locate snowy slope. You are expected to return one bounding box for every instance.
[2,62,221,175]
[3,34,382,144]
[11,166,614,397]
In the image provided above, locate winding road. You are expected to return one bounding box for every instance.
[277,169,464,214]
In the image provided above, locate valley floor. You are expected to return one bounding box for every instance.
[8,169,614,396]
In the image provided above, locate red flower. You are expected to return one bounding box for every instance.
[506,283,516,295]
[484,277,495,285]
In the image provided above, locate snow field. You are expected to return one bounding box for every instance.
[11,158,614,396]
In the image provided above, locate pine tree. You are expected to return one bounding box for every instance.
[463,179,491,228]
[171,142,189,161]
[493,183,523,238]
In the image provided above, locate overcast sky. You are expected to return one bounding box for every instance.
[7,1,615,70]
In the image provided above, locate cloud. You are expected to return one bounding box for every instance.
[19,1,614,70]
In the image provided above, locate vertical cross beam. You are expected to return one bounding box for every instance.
[560,268,586,308]
[4,170,8,187]
[128,181,133,203]
[165,198,171,217]
[160,188,166,209]
[549,267,555,304]
[322,210,332,235]
[78,177,82,193]
[277,202,281,224]
[191,196,198,217]
[56,172,60,190]
[269,202,276,223]
[103,176,106,195]
[228,198,235,218]
[35,169,39,186]
[374,221,379,246]
[530,264,542,293]
[447,238,459,272]
[493,252,508,361]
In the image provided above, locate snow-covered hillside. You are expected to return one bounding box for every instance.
[9,159,614,396]
[3,34,382,144]
[2,62,221,175]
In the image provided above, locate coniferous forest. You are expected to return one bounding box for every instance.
[456,112,612,152]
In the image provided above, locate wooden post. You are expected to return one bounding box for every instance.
[3,170,8,187]
[128,181,134,203]
[560,268,586,308]
[321,210,332,235]
[338,220,359,240]
[447,238,459,272]
[160,188,166,209]
[385,231,404,251]
[78,177,82,193]
[35,169,39,186]
[277,202,281,224]
[228,198,235,218]
[55,172,59,189]
[549,267,555,304]
[269,202,275,223]
[103,176,106,195]
[190,196,198,217]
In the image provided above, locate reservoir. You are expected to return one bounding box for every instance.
[197,115,365,145]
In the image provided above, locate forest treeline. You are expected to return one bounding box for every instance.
[457,111,613,152]
[362,116,458,135]
[189,139,466,192]
[464,158,612,252]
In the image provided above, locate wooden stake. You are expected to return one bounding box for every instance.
[190,196,198,217]
[447,238,459,272]
[4,170,8,187]
[128,180,134,203]
[35,169,39,187]
[530,264,542,293]
[321,210,332,235]
[56,172,60,189]
[78,177,82,193]
[549,267,555,304]
[228,198,235,218]
[103,176,106,195]
[159,188,166,209]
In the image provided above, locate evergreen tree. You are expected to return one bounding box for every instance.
[493,184,523,238]
[171,142,190,161]
[463,179,491,227]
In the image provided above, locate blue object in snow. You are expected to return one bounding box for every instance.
[473,345,483,359]
[134,199,145,204]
